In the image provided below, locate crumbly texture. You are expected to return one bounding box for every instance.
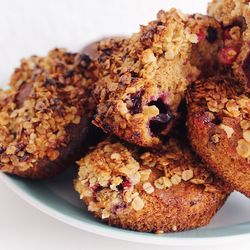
[208,0,250,91]
[0,49,97,179]
[93,9,222,147]
[186,76,250,197]
[74,138,231,233]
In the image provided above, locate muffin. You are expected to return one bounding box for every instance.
[74,137,231,233]
[93,8,222,147]
[186,76,250,198]
[0,49,97,178]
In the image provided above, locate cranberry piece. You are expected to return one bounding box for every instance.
[242,51,250,88]
[219,46,239,65]
[128,90,145,114]
[117,177,132,191]
[91,184,103,192]
[122,179,132,189]
[148,98,174,135]
[197,30,206,42]
[206,27,218,43]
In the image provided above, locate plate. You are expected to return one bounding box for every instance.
[0,0,250,246]
[1,169,250,246]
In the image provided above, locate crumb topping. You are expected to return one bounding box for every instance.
[74,139,220,219]
[0,49,96,173]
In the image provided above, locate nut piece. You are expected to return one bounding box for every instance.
[131,196,144,211]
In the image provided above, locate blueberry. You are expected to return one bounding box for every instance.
[206,27,218,43]
[148,98,174,134]
[149,113,173,134]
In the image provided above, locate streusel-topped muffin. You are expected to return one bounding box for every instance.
[93,9,222,147]
[187,76,250,198]
[0,49,97,178]
[74,137,231,232]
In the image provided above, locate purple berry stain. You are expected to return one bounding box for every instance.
[128,90,145,114]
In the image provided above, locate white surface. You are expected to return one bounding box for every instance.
[0,0,250,249]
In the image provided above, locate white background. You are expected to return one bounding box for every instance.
[0,0,250,249]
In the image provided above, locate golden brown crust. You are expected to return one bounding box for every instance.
[0,49,97,179]
[186,76,250,197]
[93,9,222,147]
[74,138,231,233]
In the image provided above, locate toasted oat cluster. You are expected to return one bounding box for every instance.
[187,76,250,197]
[0,49,97,178]
[208,0,250,91]
[93,9,222,147]
[74,138,231,232]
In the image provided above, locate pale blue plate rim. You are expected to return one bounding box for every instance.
[1,172,250,246]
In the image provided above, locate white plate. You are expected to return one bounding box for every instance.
[0,0,250,246]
